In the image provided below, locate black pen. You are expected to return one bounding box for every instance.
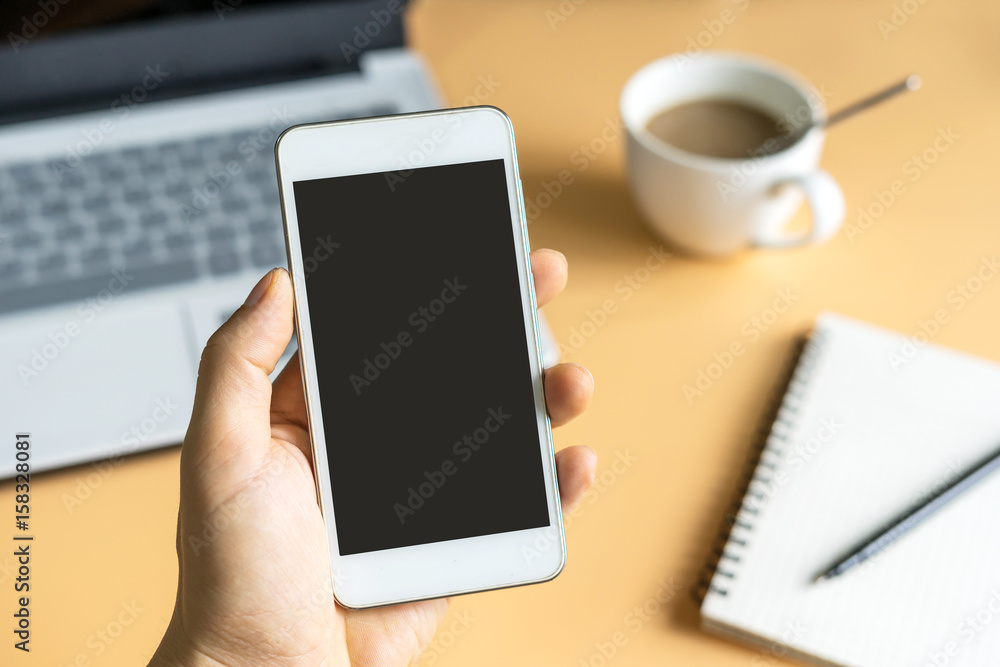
[814,442,1000,582]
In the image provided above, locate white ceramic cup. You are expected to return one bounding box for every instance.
[620,52,845,257]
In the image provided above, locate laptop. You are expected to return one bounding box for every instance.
[0,0,559,477]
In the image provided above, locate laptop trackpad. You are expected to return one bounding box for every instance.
[1,300,196,476]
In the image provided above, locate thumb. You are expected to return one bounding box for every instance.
[182,268,294,479]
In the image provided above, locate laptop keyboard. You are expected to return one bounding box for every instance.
[0,104,396,315]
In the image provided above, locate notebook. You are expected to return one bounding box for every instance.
[699,312,1000,667]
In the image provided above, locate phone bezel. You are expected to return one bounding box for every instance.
[274,106,565,609]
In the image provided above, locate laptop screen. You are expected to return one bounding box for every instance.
[0,0,327,41]
[0,0,408,123]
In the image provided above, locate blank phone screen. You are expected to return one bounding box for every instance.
[293,158,550,556]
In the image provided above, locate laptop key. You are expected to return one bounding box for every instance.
[97,216,127,235]
[83,193,112,211]
[164,231,194,252]
[156,140,185,159]
[7,164,34,181]
[209,252,241,275]
[7,163,52,184]
[251,243,285,267]
[246,166,273,183]
[11,230,43,249]
[248,217,276,235]
[54,223,86,241]
[120,147,145,162]
[124,188,153,205]
[124,258,199,289]
[140,160,167,177]
[46,213,77,230]
[0,258,199,314]
[140,210,170,228]
[207,226,235,243]
[58,168,88,188]
[221,196,250,213]
[123,237,154,259]
[37,253,68,273]
[80,246,112,267]
[0,207,29,226]
[98,165,127,182]
[0,259,22,280]
[164,181,193,199]
[55,223,87,241]
[41,200,70,218]
[179,153,204,169]
[86,152,117,168]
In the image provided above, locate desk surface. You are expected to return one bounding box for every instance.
[7,1,1000,665]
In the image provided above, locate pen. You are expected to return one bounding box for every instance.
[814,442,1000,582]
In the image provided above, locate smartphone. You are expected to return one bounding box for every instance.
[274,107,565,608]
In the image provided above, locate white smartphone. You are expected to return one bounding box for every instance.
[274,107,565,609]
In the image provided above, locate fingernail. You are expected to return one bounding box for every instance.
[245,269,274,306]
[547,248,567,265]
[568,362,594,383]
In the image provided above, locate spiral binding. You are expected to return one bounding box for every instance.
[693,327,829,604]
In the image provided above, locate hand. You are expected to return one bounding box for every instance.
[149,248,596,667]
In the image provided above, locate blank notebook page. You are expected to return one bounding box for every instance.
[701,312,1000,667]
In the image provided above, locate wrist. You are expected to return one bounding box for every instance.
[147,620,226,667]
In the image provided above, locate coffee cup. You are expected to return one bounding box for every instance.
[620,52,844,257]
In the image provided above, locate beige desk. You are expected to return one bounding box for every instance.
[5,1,1000,664]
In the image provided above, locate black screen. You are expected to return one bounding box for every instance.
[0,0,322,38]
[293,158,550,555]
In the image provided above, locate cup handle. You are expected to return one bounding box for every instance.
[752,170,845,248]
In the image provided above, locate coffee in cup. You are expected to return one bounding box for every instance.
[620,52,845,257]
[644,99,784,160]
